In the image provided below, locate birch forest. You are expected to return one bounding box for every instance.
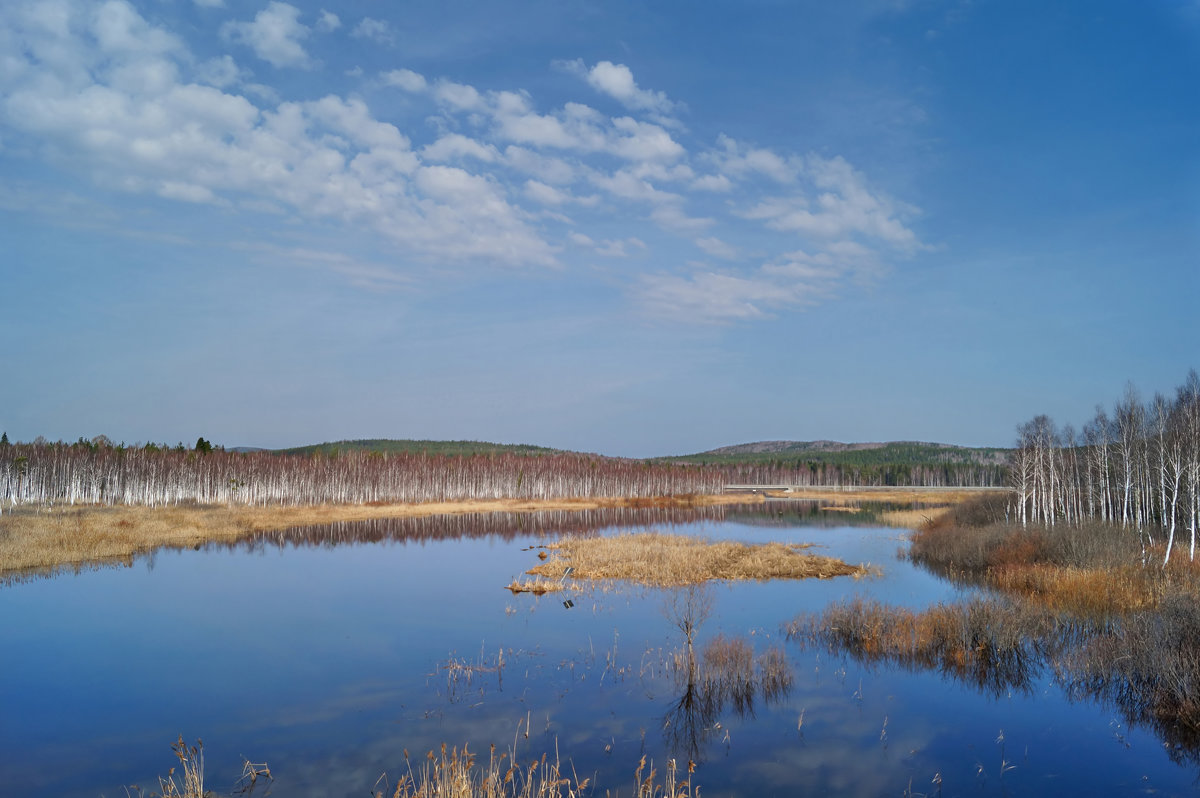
[0,445,724,508]
[1010,371,1200,563]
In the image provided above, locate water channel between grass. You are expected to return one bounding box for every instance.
[1,501,1196,797]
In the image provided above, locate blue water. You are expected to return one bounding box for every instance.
[1,502,1196,796]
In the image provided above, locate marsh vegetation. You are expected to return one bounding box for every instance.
[524,532,870,586]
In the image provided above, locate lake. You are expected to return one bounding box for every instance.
[1,501,1196,796]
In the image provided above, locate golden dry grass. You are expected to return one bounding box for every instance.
[0,492,759,578]
[988,563,1167,614]
[877,506,954,529]
[504,577,568,595]
[525,532,869,586]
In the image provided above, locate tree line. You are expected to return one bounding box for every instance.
[0,442,724,508]
[1011,370,1200,563]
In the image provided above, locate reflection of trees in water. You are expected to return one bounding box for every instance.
[789,596,1200,768]
[727,501,946,529]
[216,504,748,552]
[661,586,793,763]
[1057,595,1200,767]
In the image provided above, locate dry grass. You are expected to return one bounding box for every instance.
[876,506,953,529]
[0,492,758,578]
[905,494,1200,616]
[525,532,869,586]
[374,743,696,798]
[787,597,1053,696]
[504,578,568,596]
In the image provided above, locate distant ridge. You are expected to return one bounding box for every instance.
[272,438,563,457]
[667,440,1009,467]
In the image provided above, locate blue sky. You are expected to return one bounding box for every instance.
[1,0,1197,456]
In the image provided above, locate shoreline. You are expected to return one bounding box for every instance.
[0,492,760,578]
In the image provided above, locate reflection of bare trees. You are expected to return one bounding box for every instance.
[788,597,1050,698]
[1057,595,1200,765]
[790,595,1200,768]
[215,505,737,552]
[660,586,793,762]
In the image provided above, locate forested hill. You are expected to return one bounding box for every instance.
[273,438,563,457]
[668,440,1009,467]
[660,440,1010,488]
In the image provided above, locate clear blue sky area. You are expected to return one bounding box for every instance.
[1,0,1196,456]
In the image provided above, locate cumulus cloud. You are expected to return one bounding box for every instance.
[0,0,557,270]
[315,10,340,33]
[695,236,738,260]
[707,134,799,183]
[221,2,312,69]
[691,173,733,192]
[561,59,682,121]
[351,17,393,44]
[421,133,498,162]
[195,55,241,88]
[741,155,919,253]
[0,1,925,322]
[381,68,427,92]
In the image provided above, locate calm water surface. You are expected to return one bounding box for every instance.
[1,502,1196,796]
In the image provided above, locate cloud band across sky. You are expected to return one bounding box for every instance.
[0,0,922,324]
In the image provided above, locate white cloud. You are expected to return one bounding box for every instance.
[221,2,311,69]
[421,133,498,163]
[589,169,680,204]
[708,134,799,182]
[650,204,714,234]
[563,59,681,119]
[0,1,926,321]
[195,55,241,89]
[503,146,576,184]
[158,180,220,204]
[381,68,427,92]
[524,180,569,206]
[492,101,683,163]
[595,237,645,257]
[741,155,919,253]
[695,236,738,260]
[691,173,732,192]
[351,17,393,45]
[639,270,800,323]
[0,1,558,271]
[315,10,340,33]
[567,231,646,257]
[434,79,485,111]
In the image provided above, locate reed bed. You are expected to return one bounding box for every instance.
[376,744,696,798]
[505,578,568,595]
[876,506,953,529]
[526,532,869,587]
[786,597,1057,696]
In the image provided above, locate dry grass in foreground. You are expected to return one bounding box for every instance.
[0,492,757,578]
[525,532,869,586]
[377,744,695,798]
[133,736,695,798]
